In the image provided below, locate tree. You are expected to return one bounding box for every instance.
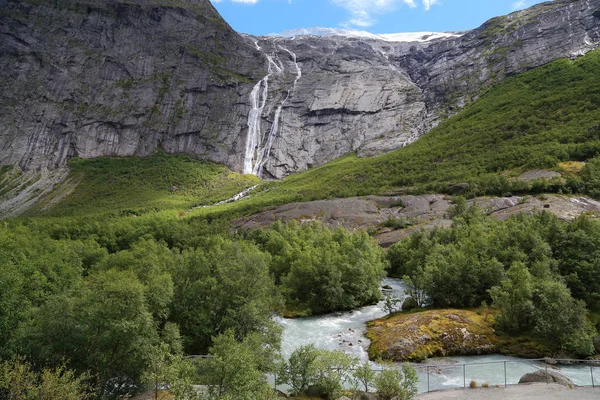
[489,262,535,333]
[532,279,596,356]
[250,221,386,315]
[15,269,165,398]
[403,268,428,308]
[170,237,278,353]
[374,364,418,400]
[199,330,278,400]
[0,358,91,400]
[381,291,402,314]
[277,345,357,399]
[353,363,375,393]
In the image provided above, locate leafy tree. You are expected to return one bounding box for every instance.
[277,345,357,399]
[15,269,165,398]
[170,237,278,353]
[198,330,278,400]
[353,363,376,393]
[489,262,535,333]
[0,358,91,400]
[532,279,596,356]
[381,291,402,314]
[251,221,386,314]
[374,364,418,400]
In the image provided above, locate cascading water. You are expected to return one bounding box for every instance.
[244,41,302,178]
[251,45,302,177]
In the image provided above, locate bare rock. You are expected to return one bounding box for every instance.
[519,370,574,387]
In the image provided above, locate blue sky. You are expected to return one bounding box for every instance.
[210,0,550,35]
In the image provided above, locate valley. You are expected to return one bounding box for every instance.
[1,0,600,399]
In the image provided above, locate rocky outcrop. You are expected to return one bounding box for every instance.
[366,309,501,362]
[1,0,600,179]
[232,194,600,247]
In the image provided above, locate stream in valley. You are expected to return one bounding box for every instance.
[277,278,599,393]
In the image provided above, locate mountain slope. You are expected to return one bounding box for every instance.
[33,47,600,221]
[1,0,599,182]
[0,0,262,172]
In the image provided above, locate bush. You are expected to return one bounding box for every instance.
[402,297,419,311]
[374,364,418,400]
[0,359,91,400]
[277,345,358,399]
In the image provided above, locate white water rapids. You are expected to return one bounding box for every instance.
[244,41,301,178]
[276,277,598,393]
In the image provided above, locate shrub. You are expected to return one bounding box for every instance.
[374,364,418,400]
[470,380,478,388]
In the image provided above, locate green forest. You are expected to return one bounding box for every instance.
[2,35,600,400]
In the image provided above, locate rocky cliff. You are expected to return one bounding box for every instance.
[1,0,600,180]
[0,0,263,171]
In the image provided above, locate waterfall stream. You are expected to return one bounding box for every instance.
[244,41,302,178]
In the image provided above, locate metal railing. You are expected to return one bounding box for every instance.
[413,358,600,393]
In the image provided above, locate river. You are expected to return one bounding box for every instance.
[277,278,599,393]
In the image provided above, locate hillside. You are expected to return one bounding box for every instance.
[14,46,600,221]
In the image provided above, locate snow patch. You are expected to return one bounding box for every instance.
[269,27,465,43]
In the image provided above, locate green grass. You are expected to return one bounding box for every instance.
[31,151,258,218]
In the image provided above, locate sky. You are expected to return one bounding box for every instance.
[210,0,550,36]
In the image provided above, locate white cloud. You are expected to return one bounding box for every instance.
[511,0,531,10]
[332,0,439,28]
[422,0,439,11]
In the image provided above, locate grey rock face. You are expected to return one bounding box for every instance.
[250,0,600,178]
[1,0,600,179]
[0,0,263,171]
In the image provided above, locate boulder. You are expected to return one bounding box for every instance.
[518,369,574,387]
[402,297,419,311]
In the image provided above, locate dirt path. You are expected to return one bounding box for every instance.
[416,383,599,399]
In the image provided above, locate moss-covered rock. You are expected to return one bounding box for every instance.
[401,297,418,311]
[366,308,552,362]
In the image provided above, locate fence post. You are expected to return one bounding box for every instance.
[504,361,507,388]
[274,371,277,392]
[427,366,430,393]
[546,362,549,385]
[463,364,466,388]
[591,366,595,388]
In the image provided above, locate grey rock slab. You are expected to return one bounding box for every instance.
[232,194,600,246]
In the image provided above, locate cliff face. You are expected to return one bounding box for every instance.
[1,0,600,179]
[0,0,262,171]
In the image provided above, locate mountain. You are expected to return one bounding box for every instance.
[0,0,599,189]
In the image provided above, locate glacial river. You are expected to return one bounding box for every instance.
[277,278,599,393]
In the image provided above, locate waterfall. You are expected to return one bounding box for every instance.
[243,76,270,174]
[244,42,302,177]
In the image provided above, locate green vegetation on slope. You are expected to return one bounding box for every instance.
[34,151,258,217]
